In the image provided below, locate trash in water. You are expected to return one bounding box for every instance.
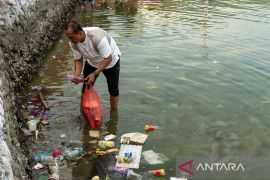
[142,150,169,165]
[40,119,49,125]
[91,176,100,180]
[60,134,66,138]
[21,128,32,136]
[117,156,134,163]
[61,140,83,148]
[148,169,165,176]
[34,152,54,164]
[170,177,187,180]
[52,151,63,158]
[144,125,159,132]
[30,96,38,101]
[64,147,84,160]
[106,148,119,154]
[89,130,100,138]
[121,132,148,145]
[35,130,39,140]
[125,152,133,158]
[39,110,50,120]
[104,134,116,141]
[98,141,115,148]
[126,169,142,180]
[31,86,42,91]
[33,163,45,170]
[89,140,98,145]
[114,167,128,175]
[116,144,142,169]
[27,120,37,131]
[96,148,119,156]
[97,143,107,151]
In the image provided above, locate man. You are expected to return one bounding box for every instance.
[82,0,95,11]
[65,20,121,110]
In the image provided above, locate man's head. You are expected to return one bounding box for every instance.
[65,20,85,43]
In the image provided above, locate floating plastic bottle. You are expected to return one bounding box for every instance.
[27,120,37,131]
[148,169,165,176]
[144,125,159,132]
[65,147,84,160]
[61,140,83,147]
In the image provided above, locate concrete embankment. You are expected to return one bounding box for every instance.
[0,0,79,178]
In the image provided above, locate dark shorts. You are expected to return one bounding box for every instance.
[82,58,120,97]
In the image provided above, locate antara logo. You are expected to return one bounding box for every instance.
[178,160,245,175]
[178,160,194,175]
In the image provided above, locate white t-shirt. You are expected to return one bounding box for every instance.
[69,27,121,69]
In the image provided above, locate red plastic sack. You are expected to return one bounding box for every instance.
[81,84,102,128]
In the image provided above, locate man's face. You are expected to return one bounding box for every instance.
[65,28,83,43]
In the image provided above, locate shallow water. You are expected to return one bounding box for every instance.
[21,0,270,179]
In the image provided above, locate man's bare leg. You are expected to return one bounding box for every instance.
[110,95,118,111]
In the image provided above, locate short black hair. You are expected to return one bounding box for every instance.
[65,19,83,33]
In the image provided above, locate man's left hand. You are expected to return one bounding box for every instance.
[85,73,96,84]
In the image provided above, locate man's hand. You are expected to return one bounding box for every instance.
[85,73,96,84]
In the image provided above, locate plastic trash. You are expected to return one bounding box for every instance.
[48,163,60,180]
[65,147,84,160]
[81,84,102,128]
[148,169,165,176]
[39,110,50,120]
[33,163,45,170]
[89,130,100,138]
[35,155,54,164]
[120,132,148,145]
[30,96,38,101]
[106,148,119,154]
[91,176,100,180]
[97,143,107,151]
[52,151,63,158]
[127,170,142,180]
[142,150,169,165]
[31,86,42,91]
[117,157,134,163]
[61,140,83,147]
[104,134,116,141]
[27,120,37,131]
[144,125,159,132]
[170,177,187,180]
[114,167,129,175]
[125,152,133,158]
[98,141,115,148]
[21,128,32,136]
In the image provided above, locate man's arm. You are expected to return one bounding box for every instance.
[74,57,84,77]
